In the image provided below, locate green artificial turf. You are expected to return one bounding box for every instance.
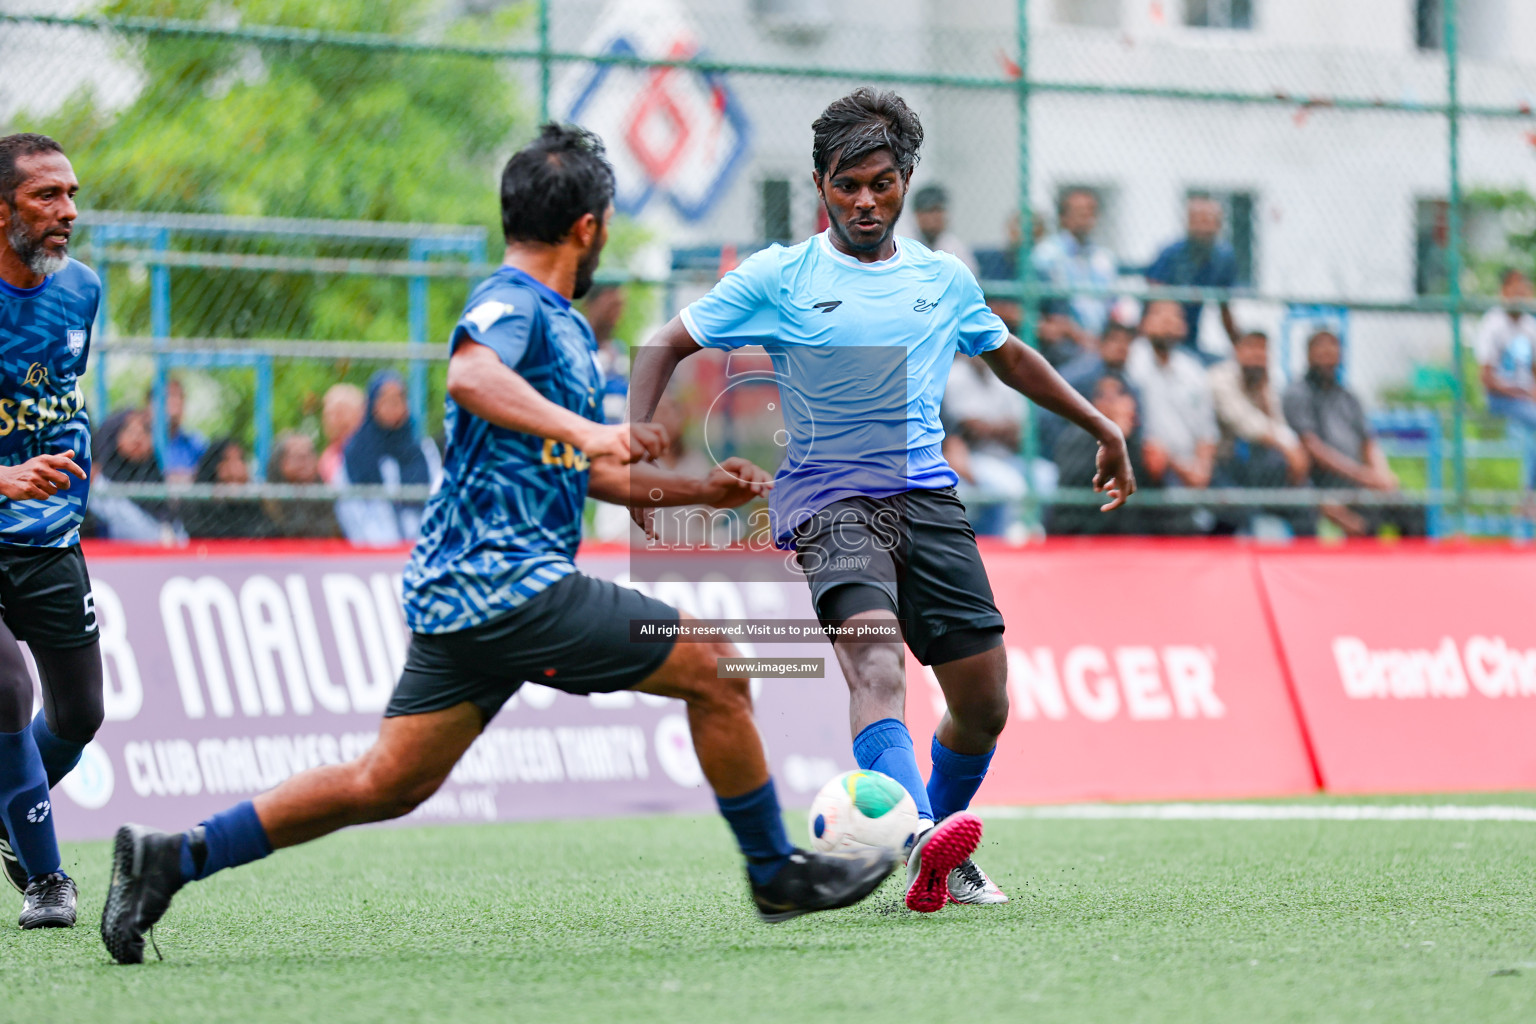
[4,798,1535,1024]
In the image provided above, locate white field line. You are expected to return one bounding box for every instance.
[976,803,1536,823]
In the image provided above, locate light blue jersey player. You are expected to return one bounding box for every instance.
[631,89,1135,913]
[678,228,1009,544]
[101,125,898,966]
[0,134,109,930]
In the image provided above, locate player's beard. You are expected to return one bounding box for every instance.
[823,193,902,256]
[572,232,606,301]
[6,215,69,277]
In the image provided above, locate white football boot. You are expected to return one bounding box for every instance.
[947,857,1008,905]
[903,812,983,912]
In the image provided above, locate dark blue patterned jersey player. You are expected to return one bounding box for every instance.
[0,257,97,546]
[100,124,898,966]
[0,133,111,931]
[402,264,603,635]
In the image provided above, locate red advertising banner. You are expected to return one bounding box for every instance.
[1257,547,1536,793]
[908,543,1318,803]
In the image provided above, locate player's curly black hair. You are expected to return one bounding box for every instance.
[0,133,64,207]
[811,89,924,179]
[500,123,616,245]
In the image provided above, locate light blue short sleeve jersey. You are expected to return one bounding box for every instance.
[0,258,99,548]
[680,232,1009,543]
[402,266,605,634]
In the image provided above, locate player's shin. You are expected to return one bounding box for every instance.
[0,727,60,880]
[852,719,935,823]
[683,679,794,883]
[29,712,85,789]
[925,736,995,820]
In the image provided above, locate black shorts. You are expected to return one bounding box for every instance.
[792,488,1004,666]
[387,572,678,719]
[0,543,99,649]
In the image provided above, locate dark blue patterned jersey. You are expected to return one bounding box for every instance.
[402,266,604,634]
[0,258,98,547]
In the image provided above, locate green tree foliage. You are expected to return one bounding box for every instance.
[31,0,531,438]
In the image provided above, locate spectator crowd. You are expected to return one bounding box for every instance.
[82,191,1536,545]
[934,190,1452,538]
[86,371,439,546]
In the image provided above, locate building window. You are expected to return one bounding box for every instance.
[760,178,793,244]
[1188,189,1256,286]
[1413,197,1506,295]
[1054,0,1121,27]
[1185,0,1254,30]
[1416,0,1443,50]
[1416,199,1451,295]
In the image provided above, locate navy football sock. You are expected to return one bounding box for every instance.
[29,712,85,790]
[0,727,61,880]
[926,736,995,821]
[852,718,935,822]
[717,779,795,886]
[179,800,273,883]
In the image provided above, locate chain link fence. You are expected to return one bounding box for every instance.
[1,0,1532,543]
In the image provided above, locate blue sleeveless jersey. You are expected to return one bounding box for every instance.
[402,266,605,635]
[0,259,99,547]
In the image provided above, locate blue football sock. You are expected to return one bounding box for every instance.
[853,718,934,822]
[716,779,795,886]
[926,736,995,821]
[29,712,85,790]
[178,800,273,883]
[0,727,61,880]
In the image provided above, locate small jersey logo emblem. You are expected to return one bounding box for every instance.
[26,800,50,824]
[465,300,516,333]
[67,328,86,356]
[23,362,48,388]
[913,298,938,313]
[812,300,842,313]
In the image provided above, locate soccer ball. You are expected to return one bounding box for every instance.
[807,770,920,856]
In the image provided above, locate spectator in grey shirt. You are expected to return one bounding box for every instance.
[1281,329,1421,537]
[1125,300,1217,490]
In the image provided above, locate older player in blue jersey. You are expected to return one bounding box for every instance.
[629,90,1135,913]
[101,125,896,965]
[0,133,108,929]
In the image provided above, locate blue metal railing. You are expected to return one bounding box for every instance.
[83,212,485,479]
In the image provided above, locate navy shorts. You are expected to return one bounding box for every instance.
[792,487,1004,666]
[0,543,99,649]
[387,572,678,719]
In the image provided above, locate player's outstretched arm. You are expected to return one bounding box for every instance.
[628,317,703,424]
[589,455,772,508]
[981,337,1137,511]
[448,340,666,464]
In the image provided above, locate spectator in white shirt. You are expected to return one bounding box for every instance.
[1125,301,1217,490]
[1476,267,1536,432]
[1031,188,1117,342]
[1209,330,1308,486]
[906,184,980,275]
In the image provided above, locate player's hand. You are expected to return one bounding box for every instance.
[0,451,86,500]
[629,504,657,540]
[1092,429,1136,512]
[699,457,774,509]
[579,422,669,465]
